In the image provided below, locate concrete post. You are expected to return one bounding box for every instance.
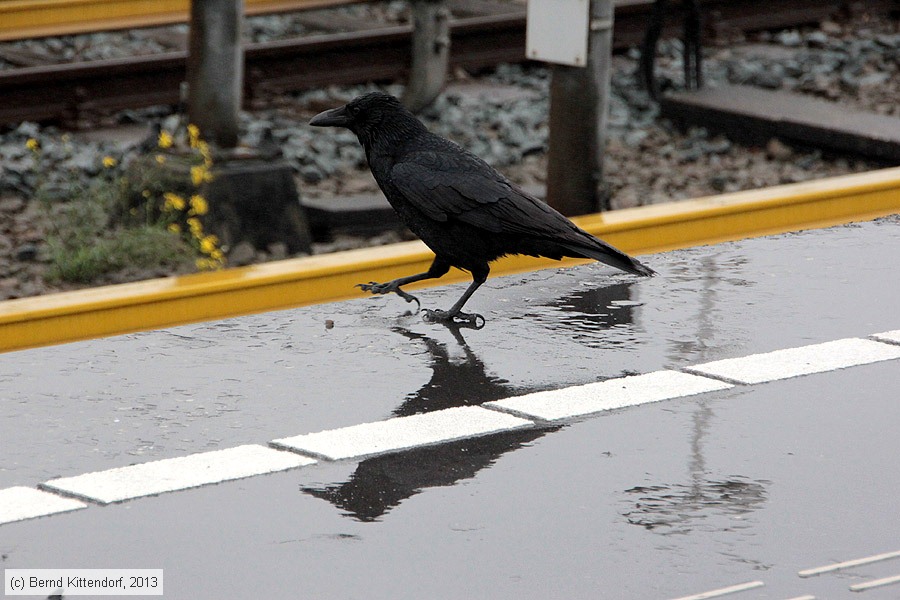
[403,0,451,112]
[545,0,614,215]
[187,0,243,148]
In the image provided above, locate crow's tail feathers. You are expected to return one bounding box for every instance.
[560,241,656,277]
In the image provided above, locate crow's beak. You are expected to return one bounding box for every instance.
[310,105,351,128]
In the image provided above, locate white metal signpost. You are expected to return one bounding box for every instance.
[526,0,591,67]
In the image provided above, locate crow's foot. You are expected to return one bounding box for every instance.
[423,309,485,329]
[357,281,420,309]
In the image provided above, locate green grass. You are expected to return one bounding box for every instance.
[41,173,196,284]
[47,225,193,283]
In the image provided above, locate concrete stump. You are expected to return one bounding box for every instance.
[205,159,312,255]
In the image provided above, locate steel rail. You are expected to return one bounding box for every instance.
[2,166,899,354]
[0,13,527,126]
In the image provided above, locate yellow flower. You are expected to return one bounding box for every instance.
[189,194,208,216]
[141,189,151,198]
[195,255,223,271]
[187,124,200,148]
[26,138,39,151]
[199,235,219,255]
[158,130,174,149]
[190,165,213,186]
[155,154,166,165]
[186,217,203,237]
[102,156,117,168]
[163,192,186,211]
[197,141,213,167]
[167,223,181,234]
[210,249,225,261]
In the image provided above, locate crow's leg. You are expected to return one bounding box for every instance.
[639,0,668,101]
[357,257,450,309]
[423,264,488,327]
[683,0,703,90]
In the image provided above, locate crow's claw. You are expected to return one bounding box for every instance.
[356,281,385,294]
[423,309,485,329]
[394,289,420,309]
[357,281,420,309]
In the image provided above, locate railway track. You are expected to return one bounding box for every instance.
[2,0,895,127]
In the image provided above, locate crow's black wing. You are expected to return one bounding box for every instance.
[390,147,655,277]
[391,149,567,237]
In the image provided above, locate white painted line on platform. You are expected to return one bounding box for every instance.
[798,549,900,578]
[41,445,315,504]
[783,596,815,600]
[685,338,900,384]
[871,329,900,345]
[271,406,533,461]
[484,370,732,421]
[849,573,900,592]
[0,487,87,525]
[4,327,898,526]
[669,580,764,600]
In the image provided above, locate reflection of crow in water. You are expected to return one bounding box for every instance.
[304,431,551,522]
[303,326,557,521]
[511,280,642,350]
[542,282,636,327]
[391,326,508,416]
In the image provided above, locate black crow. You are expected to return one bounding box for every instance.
[310,92,654,325]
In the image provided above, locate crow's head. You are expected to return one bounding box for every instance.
[310,92,421,144]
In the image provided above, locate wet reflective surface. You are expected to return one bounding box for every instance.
[2,218,900,598]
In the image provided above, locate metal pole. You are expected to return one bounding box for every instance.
[403,0,450,112]
[545,0,614,215]
[187,0,243,148]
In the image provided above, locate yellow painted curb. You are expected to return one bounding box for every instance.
[2,166,899,354]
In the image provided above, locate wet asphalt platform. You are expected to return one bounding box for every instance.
[2,216,900,599]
